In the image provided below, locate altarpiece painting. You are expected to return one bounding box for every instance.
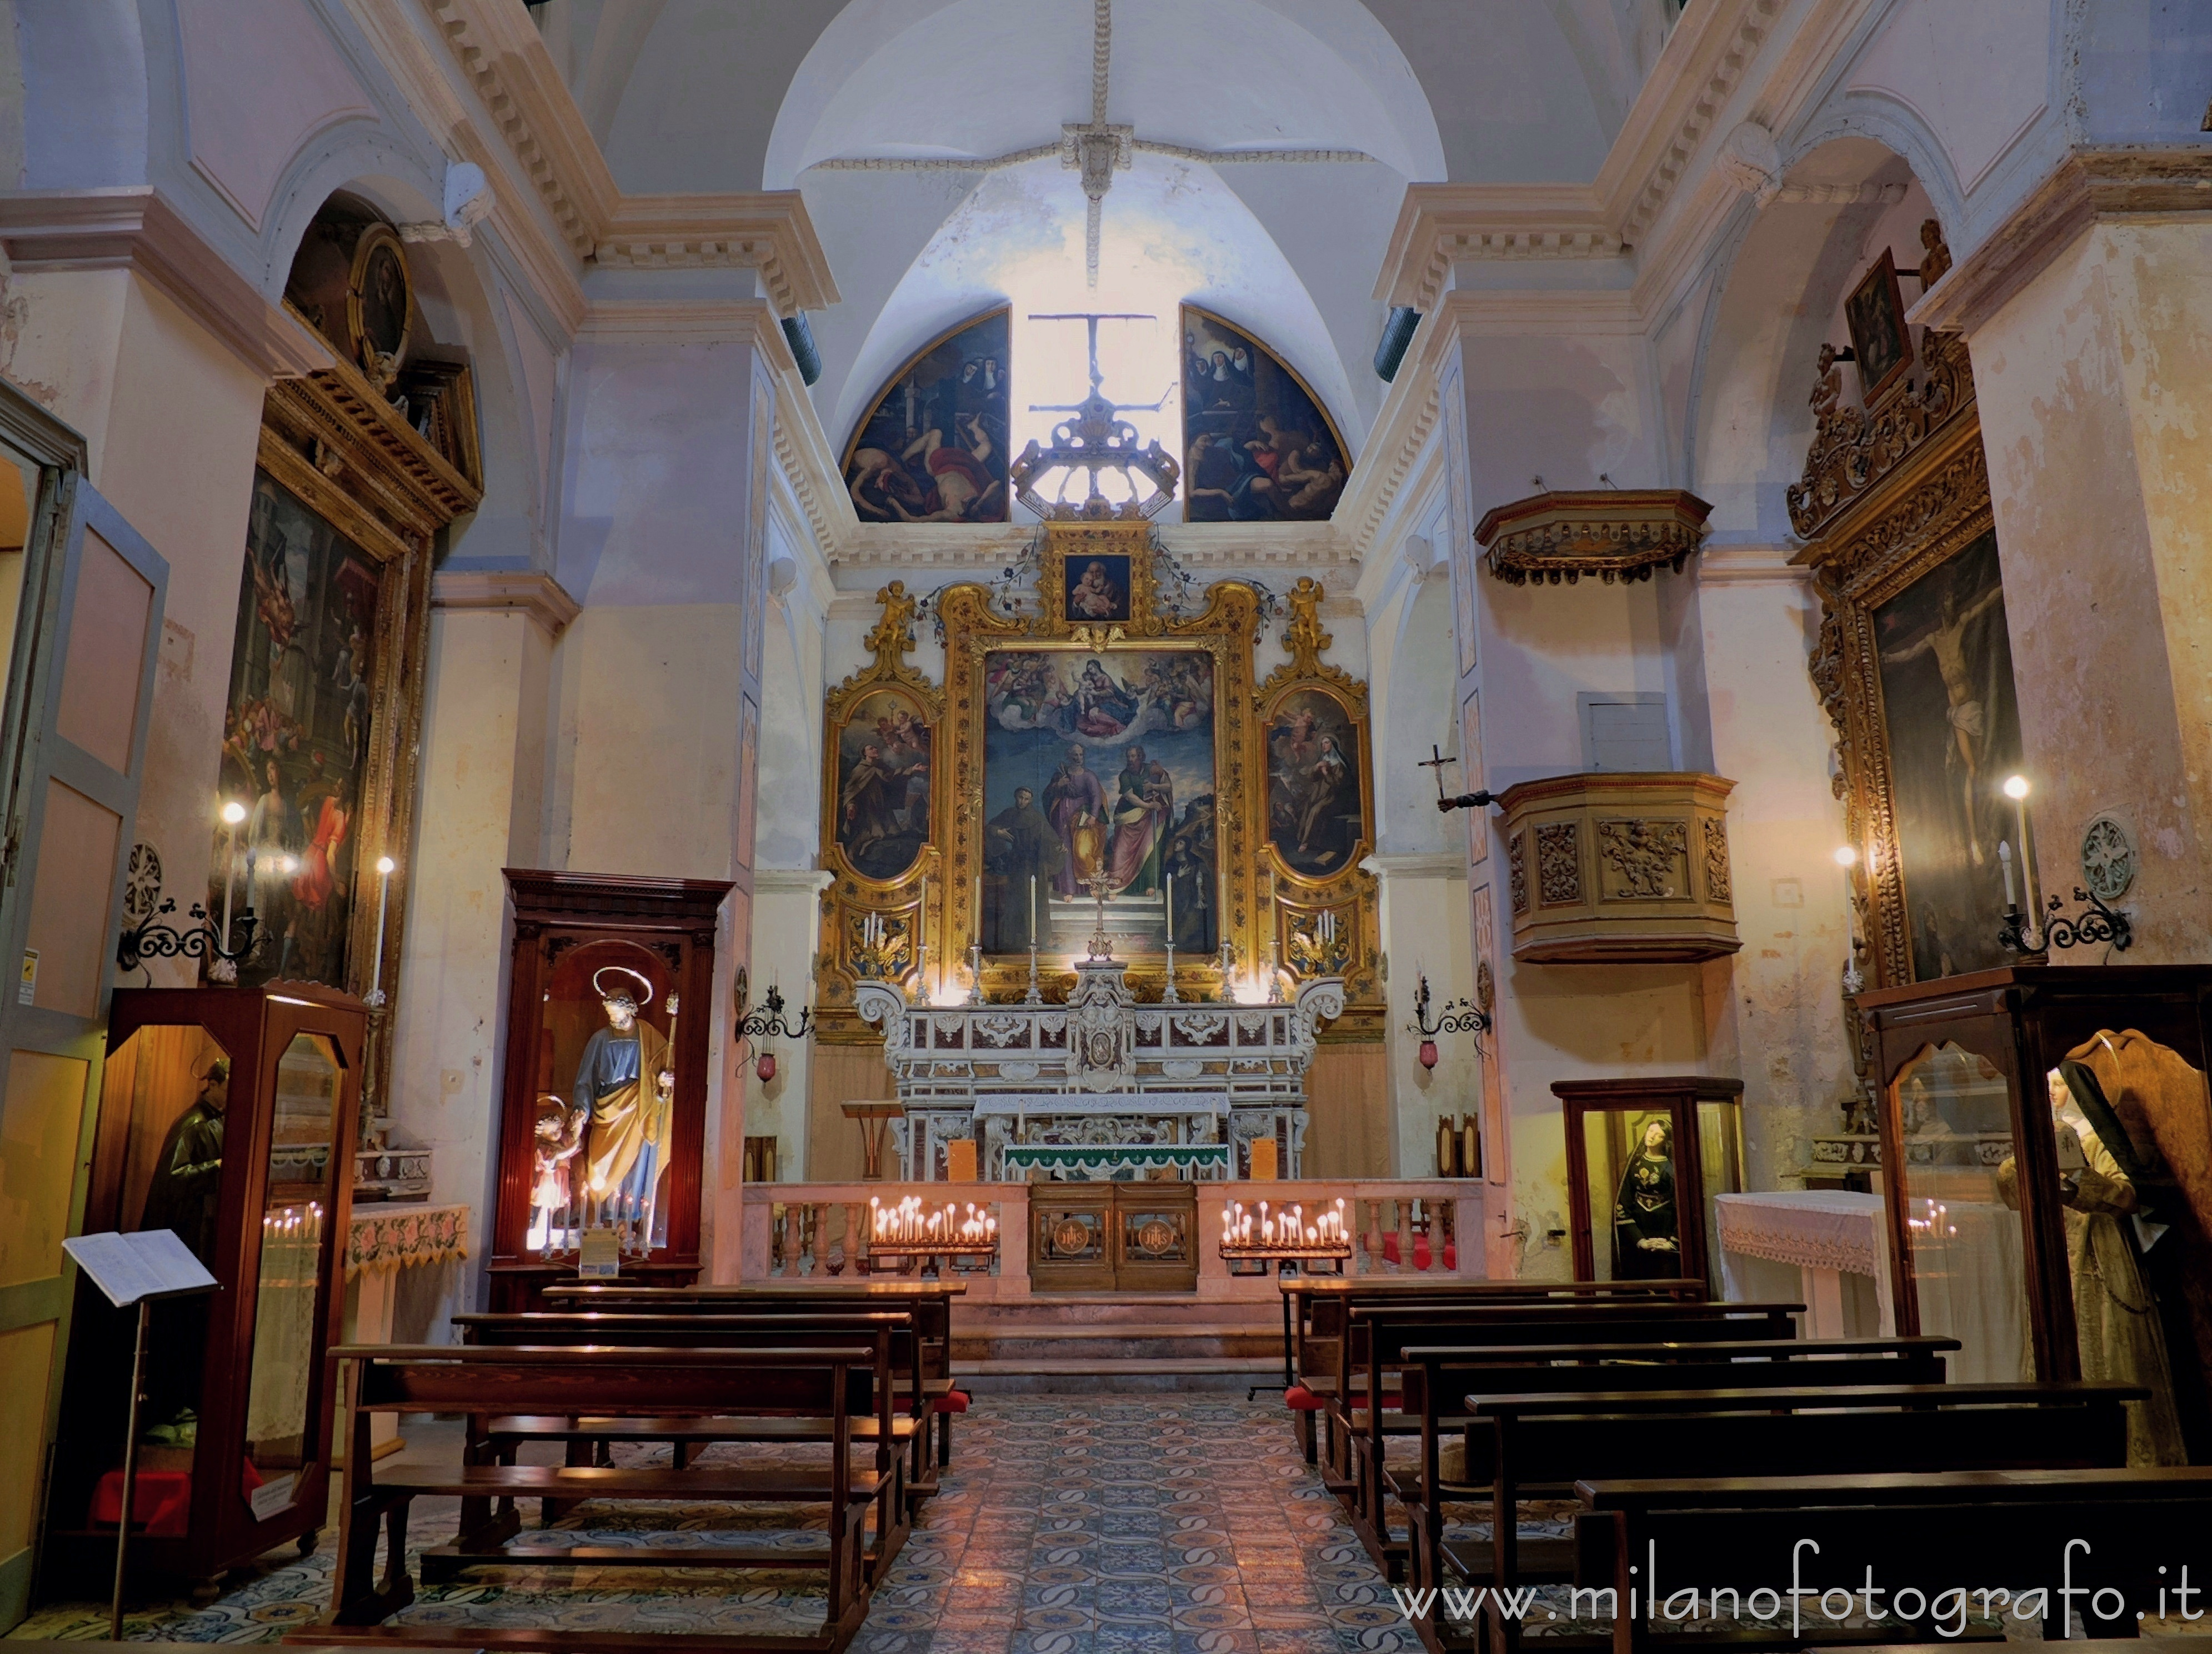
[210,473,382,988]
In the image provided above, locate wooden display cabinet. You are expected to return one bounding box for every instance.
[1557,1076,1745,1292]
[488,871,731,1311]
[47,983,364,1593]
[1859,965,2212,1457]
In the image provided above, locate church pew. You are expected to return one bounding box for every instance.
[311,1343,894,1654]
[1282,1278,1706,1463]
[1570,1465,2212,1654]
[452,1310,932,1518]
[1422,1381,2139,1654]
[1333,1302,1804,1577]
[1393,1336,1961,1613]
[539,1280,965,1464]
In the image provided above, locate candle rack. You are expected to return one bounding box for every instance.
[867,1194,1000,1278]
[1218,1197,1353,1276]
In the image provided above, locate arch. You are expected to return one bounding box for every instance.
[1685,136,1949,542]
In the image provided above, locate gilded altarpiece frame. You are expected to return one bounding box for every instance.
[815,581,945,1038]
[811,528,1382,1037]
[240,304,481,1113]
[1793,331,1996,991]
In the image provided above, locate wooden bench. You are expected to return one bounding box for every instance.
[1434,1382,2140,1654]
[1279,1278,1705,1463]
[1394,1336,1962,1609]
[541,1281,965,1466]
[302,1343,895,1653]
[1337,1301,1803,1569]
[1570,1466,2212,1654]
[454,1310,936,1505]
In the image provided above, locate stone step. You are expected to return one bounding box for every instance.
[955,1330,1281,1362]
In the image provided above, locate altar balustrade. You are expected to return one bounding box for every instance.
[853,965,1345,1181]
[740,1180,1485,1300]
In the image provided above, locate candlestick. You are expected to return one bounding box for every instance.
[967,942,984,1006]
[369,856,395,1006]
[2005,777,2040,921]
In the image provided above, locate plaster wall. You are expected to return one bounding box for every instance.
[1696,560,1856,1191]
[390,604,555,1310]
[0,268,265,985]
[1966,218,2212,957]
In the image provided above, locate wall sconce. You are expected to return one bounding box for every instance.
[1409,968,1491,1065]
[735,974,814,1084]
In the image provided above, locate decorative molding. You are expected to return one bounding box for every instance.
[0,187,334,379]
[431,568,580,634]
[1357,851,1466,879]
[1594,0,1784,244]
[1696,543,1815,586]
[1909,144,2212,336]
[594,194,839,314]
[416,0,837,315]
[1373,184,1621,311]
[753,868,837,895]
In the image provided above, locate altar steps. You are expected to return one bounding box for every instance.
[953,1296,1286,1391]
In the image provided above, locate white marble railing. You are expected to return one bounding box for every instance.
[738,1180,1488,1299]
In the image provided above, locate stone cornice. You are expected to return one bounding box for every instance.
[1359,851,1467,878]
[0,187,335,379]
[753,868,836,895]
[597,195,839,314]
[1373,186,1619,311]
[413,0,835,314]
[1696,543,1815,586]
[1908,144,2212,336]
[431,567,582,633]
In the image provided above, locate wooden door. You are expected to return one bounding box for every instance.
[0,434,166,1625]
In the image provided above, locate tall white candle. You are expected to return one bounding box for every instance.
[219,801,246,945]
[974,872,982,932]
[371,856,395,1002]
[1165,875,1173,942]
[1999,840,2015,908]
[1029,873,1037,938]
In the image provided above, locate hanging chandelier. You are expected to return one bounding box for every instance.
[1009,313,1180,520]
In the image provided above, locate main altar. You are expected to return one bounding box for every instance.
[857,958,1345,1182]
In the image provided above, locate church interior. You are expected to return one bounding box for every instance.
[1,0,2211,1648]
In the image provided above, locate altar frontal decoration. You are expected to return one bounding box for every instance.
[813,527,1383,1039]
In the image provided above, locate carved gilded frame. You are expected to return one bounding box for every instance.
[1795,348,1990,990]
[252,316,482,1111]
[1255,577,1380,1021]
[813,581,947,1037]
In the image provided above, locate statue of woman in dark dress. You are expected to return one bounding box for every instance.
[1612,1117,1680,1278]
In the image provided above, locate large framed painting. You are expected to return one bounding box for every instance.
[980,644,1218,958]
[208,472,384,987]
[820,581,943,892]
[1263,686,1365,878]
[842,308,1010,524]
[1797,332,2008,989]
[1872,531,2023,978]
[1181,306,1349,523]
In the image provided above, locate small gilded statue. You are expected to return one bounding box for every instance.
[1917,217,1953,288]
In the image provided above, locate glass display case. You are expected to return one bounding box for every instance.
[48,983,363,1592]
[1860,965,2212,1464]
[1557,1076,1745,1291]
[490,871,732,1310]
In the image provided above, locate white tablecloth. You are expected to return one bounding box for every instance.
[1715,1190,1893,1337]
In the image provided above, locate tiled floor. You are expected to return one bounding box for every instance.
[12,1395,1420,1651]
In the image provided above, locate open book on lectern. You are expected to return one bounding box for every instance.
[62,1230,217,1307]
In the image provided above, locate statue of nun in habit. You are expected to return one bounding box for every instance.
[2000,1063,2188,1466]
[575,966,675,1236]
[1612,1116,1680,1279]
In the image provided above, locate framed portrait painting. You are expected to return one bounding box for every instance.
[1062,552,1133,626]
[1845,249,1914,408]
[1263,686,1367,878]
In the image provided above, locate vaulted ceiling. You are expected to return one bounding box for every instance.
[533,0,1676,456]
